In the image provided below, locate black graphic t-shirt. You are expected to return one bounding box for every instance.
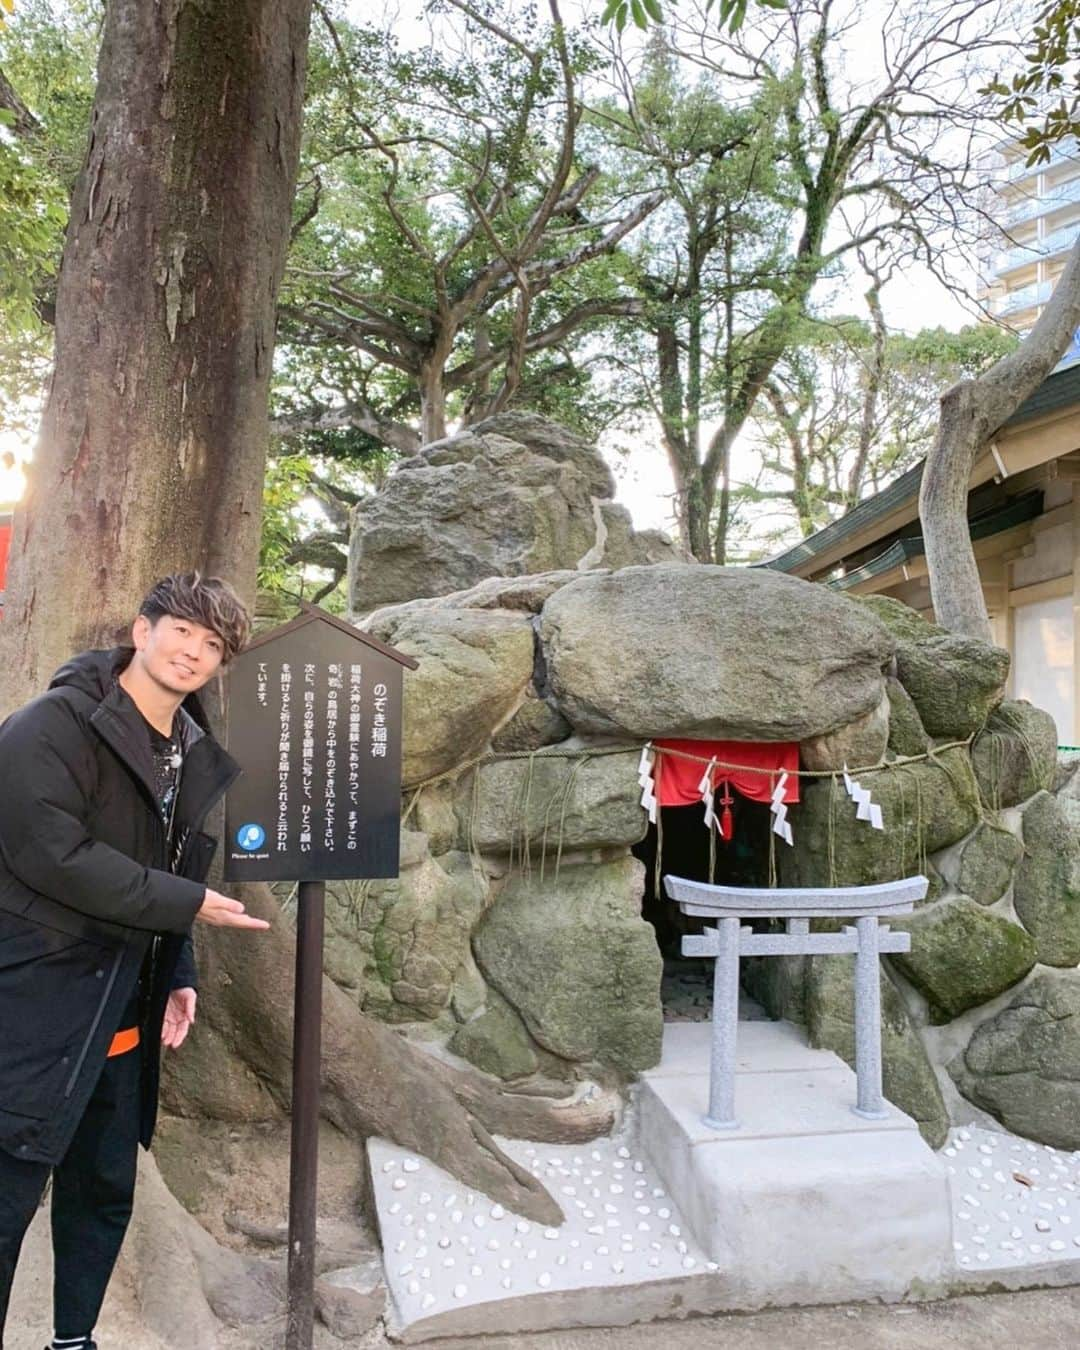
[144,715,183,828]
[119,714,184,1036]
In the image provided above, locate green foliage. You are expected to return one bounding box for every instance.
[600,0,786,34]
[0,1,99,424]
[275,3,648,452]
[729,321,1020,560]
[984,1,1080,165]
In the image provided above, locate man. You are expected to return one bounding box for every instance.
[0,573,269,1350]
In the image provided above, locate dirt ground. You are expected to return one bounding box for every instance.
[12,1268,1080,1350]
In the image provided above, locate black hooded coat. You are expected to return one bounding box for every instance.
[0,649,239,1165]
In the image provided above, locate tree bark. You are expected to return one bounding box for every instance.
[0,0,568,1224]
[921,236,1080,639]
[0,0,311,706]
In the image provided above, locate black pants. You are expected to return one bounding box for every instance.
[0,1047,141,1346]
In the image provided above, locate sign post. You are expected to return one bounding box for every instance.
[223,603,417,1350]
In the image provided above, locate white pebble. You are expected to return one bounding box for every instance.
[453,1284,467,1299]
[487,1238,500,1251]
[419,1191,431,1204]
[502,1276,513,1289]
[683,1255,697,1269]
[451,1210,463,1225]
[499,1258,512,1270]
[392,1178,407,1191]
[538,1272,552,1288]
[516,1221,530,1234]
[422,1293,436,1310]
[473,1215,486,1230]
[490,1204,506,1220]
[544,1228,560,1240]
[618,1146,631,1158]
[382,1160,397,1173]
[403,1158,421,1173]
[612,1260,624,1273]
[1050,1240,1067,1252]
[407,1279,420,1295]
[658,1207,671,1219]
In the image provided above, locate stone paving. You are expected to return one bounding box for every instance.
[371,1132,726,1341]
[946,1124,1080,1286]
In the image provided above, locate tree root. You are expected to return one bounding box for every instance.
[169,883,620,1225]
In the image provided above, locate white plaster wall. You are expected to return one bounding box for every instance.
[1012,520,1072,589]
[1014,595,1074,745]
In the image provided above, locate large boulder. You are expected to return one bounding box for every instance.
[1014,791,1080,967]
[348,414,679,608]
[363,607,535,786]
[855,595,945,643]
[474,856,663,1072]
[957,821,1023,906]
[949,970,1080,1149]
[806,955,949,1148]
[325,843,489,1023]
[781,746,981,888]
[970,700,1058,808]
[799,693,889,773]
[889,896,1037,1023]
[448,989,540,1080]
[491,688,572,752]
[540,564,893,741]
[885,676,929,758]
[458,750,647,855]
[894,636,1009,739]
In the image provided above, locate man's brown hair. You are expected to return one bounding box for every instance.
[138,572,251,664]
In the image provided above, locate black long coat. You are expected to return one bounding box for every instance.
[0,649,239,1164]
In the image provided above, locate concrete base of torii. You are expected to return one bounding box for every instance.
[637,1019,953,1308]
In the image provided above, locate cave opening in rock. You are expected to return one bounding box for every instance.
[633,794,775,1022]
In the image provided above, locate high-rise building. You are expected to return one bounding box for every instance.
[980,139,1080,341]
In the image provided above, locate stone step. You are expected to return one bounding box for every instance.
[636,1020,953,1307]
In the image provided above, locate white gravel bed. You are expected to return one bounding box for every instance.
[946,1125,1080,1276]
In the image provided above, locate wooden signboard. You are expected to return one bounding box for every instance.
[223,603,417,1350]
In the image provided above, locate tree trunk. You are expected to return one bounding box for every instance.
[0,0,310,707]
[419,358,449,446]
[921,237,1080,639]
[0,0,567,1225]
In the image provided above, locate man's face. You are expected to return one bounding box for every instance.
[131,613,226,696]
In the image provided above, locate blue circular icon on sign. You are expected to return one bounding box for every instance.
[237,823,266,851]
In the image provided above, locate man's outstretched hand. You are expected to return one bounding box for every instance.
[197,888,271,929]
[162,986,197,1049]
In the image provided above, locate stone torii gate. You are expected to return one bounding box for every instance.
[662,875,929,1129]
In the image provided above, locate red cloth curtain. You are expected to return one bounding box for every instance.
[653,738,799,807]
